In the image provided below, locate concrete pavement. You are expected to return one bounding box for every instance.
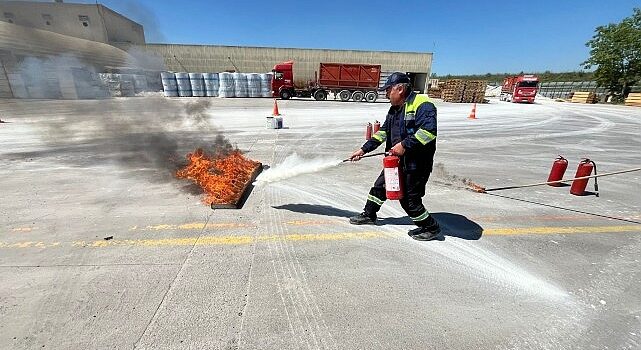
[1,96,640,349]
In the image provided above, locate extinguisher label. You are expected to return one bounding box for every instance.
[384,167,401,192]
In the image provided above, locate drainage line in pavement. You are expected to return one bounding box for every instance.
[485,192,641,225]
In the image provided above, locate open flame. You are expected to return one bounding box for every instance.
[176,149,261,205]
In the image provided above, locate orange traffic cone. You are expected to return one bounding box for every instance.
[468,103,477,119]
[272,99,281,116]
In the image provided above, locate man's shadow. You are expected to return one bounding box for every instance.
[272,204,483,240]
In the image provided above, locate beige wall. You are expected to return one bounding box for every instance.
[0,1,144,45]
[0,21,133,71]
[136,44,432,90]
[99,5,144,44]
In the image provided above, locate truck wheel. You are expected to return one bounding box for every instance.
[313,89,327,101]
[280,89,292,100]
[352,91,364,102]
[338,90,351,102]
[365,91,378,103]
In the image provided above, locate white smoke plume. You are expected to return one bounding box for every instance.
[254,153,342,186]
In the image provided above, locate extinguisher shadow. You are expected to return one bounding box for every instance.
[431,212,484,241]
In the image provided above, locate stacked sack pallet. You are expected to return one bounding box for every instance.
[571,91,597,104]
[624,93,641,107]
[462,80,487,103]
[442,79,465,102]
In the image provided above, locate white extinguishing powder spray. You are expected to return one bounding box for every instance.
[254,153,342,186]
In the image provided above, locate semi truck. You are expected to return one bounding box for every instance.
[500,74,540,103]
[271,61,381,102]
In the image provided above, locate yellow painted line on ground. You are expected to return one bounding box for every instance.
[129,220,338,231]
[285,220,335,226]
[129,222,253,231]
[483,225,641,236]
[0,232,382,249]
[1,226,639,250]
[80,232,383,248]
[11,227,36,232]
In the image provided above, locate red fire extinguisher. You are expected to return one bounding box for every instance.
[365,122,372,140]
[383,153,403,200]
[373,120,380,134]
[570,159,599,197]
[547,155,568,186]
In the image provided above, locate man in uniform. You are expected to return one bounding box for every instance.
[348,72,440,241]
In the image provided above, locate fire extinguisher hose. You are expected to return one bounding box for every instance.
[470,167,641,193]
[342,151,386,162]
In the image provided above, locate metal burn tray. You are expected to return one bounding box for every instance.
[210,163,263,209]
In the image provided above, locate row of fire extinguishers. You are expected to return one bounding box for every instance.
[548,156,599,196]
[365,121,381,140]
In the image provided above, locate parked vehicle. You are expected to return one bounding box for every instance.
[271,61,381,102]
[500,75,539,103]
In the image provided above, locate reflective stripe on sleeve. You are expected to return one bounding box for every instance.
[372,130,387,142]
[414,128,436,145]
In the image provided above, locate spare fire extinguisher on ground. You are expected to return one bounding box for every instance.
[383,153,403,200]
[570,158,598,196]
[373,120,380,134]
[365,122,372,140]
[547,155,568,186]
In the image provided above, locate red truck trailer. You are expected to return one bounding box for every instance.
[500,74,540,103]
[271,61,381,102]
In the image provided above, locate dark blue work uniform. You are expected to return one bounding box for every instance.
[360,92,437,227]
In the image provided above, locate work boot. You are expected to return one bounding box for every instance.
[408,218,441,241]
[349,212,377,225]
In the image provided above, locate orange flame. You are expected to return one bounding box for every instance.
[176,149,260,205]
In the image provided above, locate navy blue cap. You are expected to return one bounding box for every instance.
[378,72,411,91]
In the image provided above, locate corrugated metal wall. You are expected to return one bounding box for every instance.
[135,44,432,90]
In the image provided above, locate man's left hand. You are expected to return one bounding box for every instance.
[391,142,405,156]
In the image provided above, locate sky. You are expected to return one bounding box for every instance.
[78,0,640,75]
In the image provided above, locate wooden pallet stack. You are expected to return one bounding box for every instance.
[463,80,487,103]
[624,93,641,107]
[571,91,597,104]
[427,87,441,99]
[442,79,465,102]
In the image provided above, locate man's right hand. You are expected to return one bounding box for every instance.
[349,149,365,162]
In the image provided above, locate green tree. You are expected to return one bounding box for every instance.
[583,8,641,99]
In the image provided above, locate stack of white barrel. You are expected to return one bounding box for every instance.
[247,73,262,98]
[161,71,272,98]
[189,73,205,97]
[232,72,248,97]
[260,73,273,98]
[161,72,178,97]
[203,73,219,97]
[175,73,192,97]
[218,72,235,97]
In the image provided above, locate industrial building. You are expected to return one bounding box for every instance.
[0,0,144,45]
[133,44,432,92]
[0,0,432,99]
